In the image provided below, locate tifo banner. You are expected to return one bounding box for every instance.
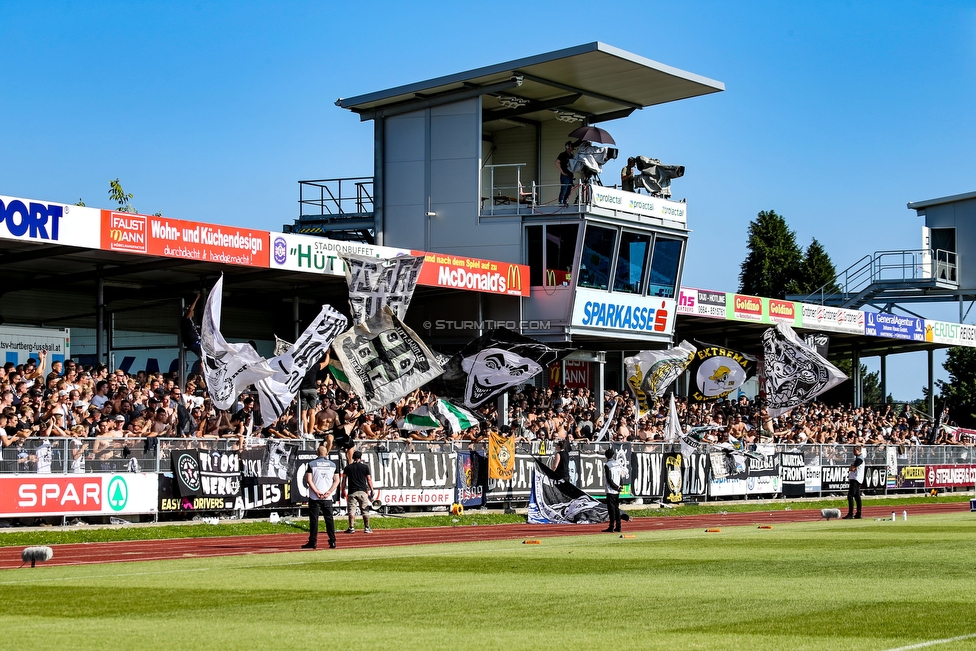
[708,447,782,497]
[925,464,976,488]
[200,276,275,410]
[820,465,888,492]
[455,450,487,508]
[624,341,696,417]
[0,473,157,518]
[488,431,515,480]
[432,328,570,409]
[331,307,443,413]
[342,253,425,323]
[0,195,102,249]
[101,211,269,267]
[527,458,609,525]
[662,451,683,504]
[761,323,847,418]
[687,342,757,402]
[239,441,298,484]
[171,449,241,501]
[780,451,806,498]
[416,251,529,298]
[255,305,347,420]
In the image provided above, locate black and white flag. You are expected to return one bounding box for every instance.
[762,322,847,418]
[341,253,425,324]
[331,306,444,413]
[255,305,347,421]
[200,276,275,411]
[527,458,609,525]
[430,329,571,409]
[624,341,696,418]
[687,341,757,403]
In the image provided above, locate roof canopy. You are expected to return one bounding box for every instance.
[338,42,724,125]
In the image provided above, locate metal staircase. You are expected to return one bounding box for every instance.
[790,248,959,309]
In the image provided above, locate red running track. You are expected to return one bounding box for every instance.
[0,502,966,570]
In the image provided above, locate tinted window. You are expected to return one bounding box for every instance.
[647,237,682,298]
[613,231,651,294]
[527,226,543,286]
[545,224,578,286]
[578,224,616,290]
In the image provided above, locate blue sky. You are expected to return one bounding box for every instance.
[2,1,975,400]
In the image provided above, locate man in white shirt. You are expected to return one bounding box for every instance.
[843,445,865,520]
[303,443,340,550]
[602,447,628,533]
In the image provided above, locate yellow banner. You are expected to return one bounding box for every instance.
[901,466,925,480]
[488,431,515,481]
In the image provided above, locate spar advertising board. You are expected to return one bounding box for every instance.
[571,287,676,337]
[0,473,157,518]
[0,195,102,249]
[101,211,270,267]
[0,325,70,367]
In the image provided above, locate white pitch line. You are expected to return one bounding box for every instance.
[882,632,976,651]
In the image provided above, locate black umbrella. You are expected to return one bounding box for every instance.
[568,125,615,145]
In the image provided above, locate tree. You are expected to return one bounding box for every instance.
[936,347,976,427]
[797,238,840,296]
[738,210,803,299]
[109,178,135,213]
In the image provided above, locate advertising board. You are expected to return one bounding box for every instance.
[571,287,675,337]
[0,473,157,518]
[0,195,102,249]
[864,312,925,341]
[588,186,688,225]
[0,325,69,367]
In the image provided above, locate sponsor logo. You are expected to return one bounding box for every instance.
[273,236,287,265]
[661,205,684,218]
[629,198,655,212]
[106,212,147,253]
[578,299,670,332]
[437,266,507,293]
[734,294,763,320]
[594,192,621,205]
[106,476,128,511]
[176,453,201,492]
[769,299,795,320]
[507,264,521,292]
[0,199,64,241]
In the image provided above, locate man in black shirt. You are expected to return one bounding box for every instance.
[555,141,576,206]
[340,450,375,534]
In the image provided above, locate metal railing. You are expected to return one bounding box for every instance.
[801,248,959,306]
[298,177,373,218]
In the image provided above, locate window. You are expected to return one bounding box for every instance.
[613,231,651,294]
[545,224,578,286]
[527,226,543,286]
[647,237,682,298]
[578,224,617,290]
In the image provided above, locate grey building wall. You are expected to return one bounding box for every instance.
[921,197,976,289]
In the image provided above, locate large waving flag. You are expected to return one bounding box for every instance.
[342,253,425,324]
[398,399,481,434]
[761,322,847,418]
[687,341,758,403]
[200,276,275,410]
[255,305,347,421]
[624,341,696,417]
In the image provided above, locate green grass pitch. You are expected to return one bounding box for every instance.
[0,513,973,651]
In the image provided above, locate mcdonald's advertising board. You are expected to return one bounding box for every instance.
[414,251,529,297]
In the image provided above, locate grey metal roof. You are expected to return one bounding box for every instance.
[908,190,976,211]
[338,42,724,122]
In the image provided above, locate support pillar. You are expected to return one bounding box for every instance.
[880,353,887,405]
[293,294,301,341]
[497,391,508,428]
[177,297,186,389]
[95,268,104,365]
[928,349,935,418]
[595,355,605,415]
[852,346,861,407]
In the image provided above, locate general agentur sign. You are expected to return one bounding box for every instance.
[864,312,925,341]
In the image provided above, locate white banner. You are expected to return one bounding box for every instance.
[0,195,102,249]
[571,287,676,338]
[800,304,864,334]
[200,276,275,410]
[270,232,412,277]
[588,186,688,225]
[924,320,976,347]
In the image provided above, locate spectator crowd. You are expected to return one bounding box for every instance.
[1,345,970,473]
